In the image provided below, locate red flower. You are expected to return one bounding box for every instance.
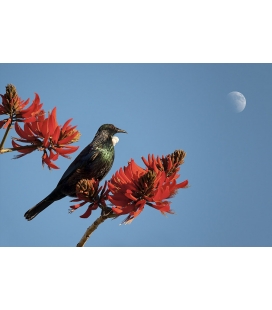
[108,151,188,224]
[69,179,109,218]
[12,107,81,169]
[141,149,186,179]
[0,84,44,128]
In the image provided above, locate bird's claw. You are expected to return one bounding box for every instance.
[100,205,113,217]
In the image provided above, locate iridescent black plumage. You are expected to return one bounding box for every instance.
[24,124,127,221]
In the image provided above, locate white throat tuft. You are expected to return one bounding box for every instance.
[112,136,119,146]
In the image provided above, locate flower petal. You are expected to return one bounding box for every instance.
[14,122,29,140]
[80,203,99,218]
[54,146,79,155]
[48,107,58,136]
[2,118,11,129]
[52,125,61,144]
[176,179,189,188]
[61,118,73,133]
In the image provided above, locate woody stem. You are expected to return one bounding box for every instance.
[76,214,108,247]
[76,209,117,247]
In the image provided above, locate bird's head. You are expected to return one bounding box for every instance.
[98,124,127,135]
[95,124,127,144]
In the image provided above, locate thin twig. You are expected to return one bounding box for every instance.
[0,144,37,154]
[0,145,37,154]
[0,121,12,150]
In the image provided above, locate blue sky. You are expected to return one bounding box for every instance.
[1,63,271,246]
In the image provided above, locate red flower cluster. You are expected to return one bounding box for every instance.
[69,179,109,218]
[1,84,80,169]
[107,150,188,224]
[0,84,43,129]
[70,150,188,224]
[12,107,81,169]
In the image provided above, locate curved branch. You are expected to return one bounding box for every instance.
[76,209,117,247]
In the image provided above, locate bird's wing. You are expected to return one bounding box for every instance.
[57,144,99,185]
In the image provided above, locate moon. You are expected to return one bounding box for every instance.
[227,91,246,113]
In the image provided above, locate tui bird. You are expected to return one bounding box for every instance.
[24,124,127,221]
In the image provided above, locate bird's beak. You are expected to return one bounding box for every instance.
[116,128,127,134]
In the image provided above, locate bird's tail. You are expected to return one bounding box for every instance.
[24,198,55,221]
[24,189,66,221]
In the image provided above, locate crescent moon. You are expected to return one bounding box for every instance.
[227,91,246,113]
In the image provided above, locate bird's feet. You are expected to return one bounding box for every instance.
[100,204,117,219]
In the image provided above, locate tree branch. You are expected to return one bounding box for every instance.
[76,209,117,247]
